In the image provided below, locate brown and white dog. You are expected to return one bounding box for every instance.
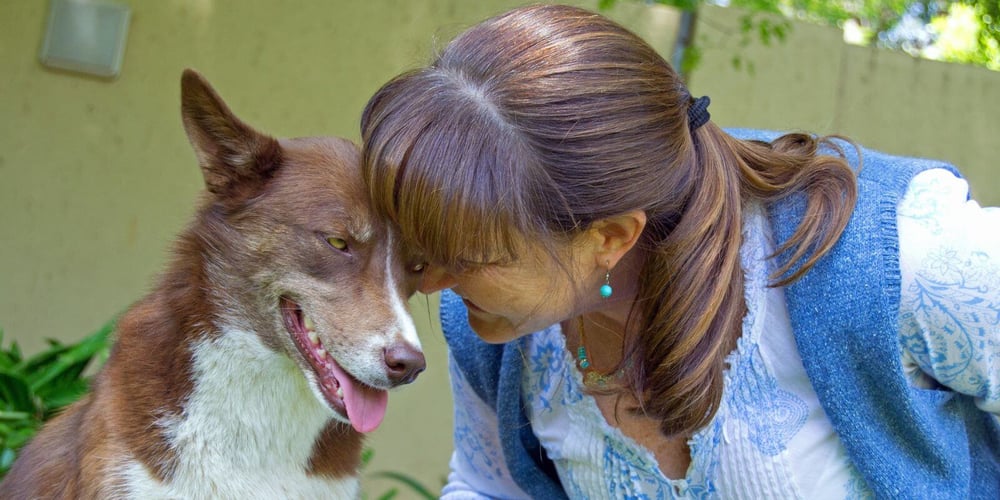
[0,70,425,499]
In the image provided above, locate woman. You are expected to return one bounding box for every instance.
[361,4,1000,498]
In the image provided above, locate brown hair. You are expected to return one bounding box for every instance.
[361,4,857,437]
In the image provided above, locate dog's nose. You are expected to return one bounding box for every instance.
[384,344,426,385]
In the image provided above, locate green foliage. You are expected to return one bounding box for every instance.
[0,321,113,478]
[360,448,442,499]
[681,43,704,76]
[603,0,794,78]
[730,10,792,74]
[929,2,1000,69]
[603,0,1000,72]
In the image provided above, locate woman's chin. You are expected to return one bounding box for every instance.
[467,313,522,344]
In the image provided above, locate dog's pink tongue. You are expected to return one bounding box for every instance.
[343,382,389,433]
[329,363,388,433]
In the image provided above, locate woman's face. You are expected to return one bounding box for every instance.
[418,236,597,344]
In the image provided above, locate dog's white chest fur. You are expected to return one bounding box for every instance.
[118,329,357,499]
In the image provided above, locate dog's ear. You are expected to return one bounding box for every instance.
[180,69,282,200]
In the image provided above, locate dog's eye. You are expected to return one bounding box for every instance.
[326,237,348,251]
[411,262,427,273]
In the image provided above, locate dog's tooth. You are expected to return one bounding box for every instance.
[317,347,328,360]
[307,330,319,345]
[304,315,316,332]
[336,387,344,399]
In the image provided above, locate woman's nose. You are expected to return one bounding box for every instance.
[418,264,458,294]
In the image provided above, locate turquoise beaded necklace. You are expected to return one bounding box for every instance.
[575,316,623,388]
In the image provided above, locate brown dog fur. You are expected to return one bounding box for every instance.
[0,70,424,499]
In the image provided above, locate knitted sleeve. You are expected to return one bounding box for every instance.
[897,168,1000,413]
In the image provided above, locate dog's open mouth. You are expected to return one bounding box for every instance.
[279,296,388,433]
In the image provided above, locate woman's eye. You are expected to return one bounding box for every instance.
[326,237,348,251]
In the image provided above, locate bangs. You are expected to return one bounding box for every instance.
[362,71,544,269]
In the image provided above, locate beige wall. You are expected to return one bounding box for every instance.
[1,0,997,496]
[690,5,1000,205]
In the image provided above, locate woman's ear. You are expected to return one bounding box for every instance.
[587,210,647,269]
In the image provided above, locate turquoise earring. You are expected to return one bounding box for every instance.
[600,264,613,299]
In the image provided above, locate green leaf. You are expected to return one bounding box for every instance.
[1,447,16,470]
[760,19,773,45]
[361,447,375,468]
[369,471,438,500]
[18,341,66,374]
[8,342,21,365]
[0,372,36,414]
[26,323,112,394]
[376,489,398,500]
[0,353,15,371]
[774,21,789,42]
[0,317,115,482]
[38,380,90,411]
[4,425,39,449]
[0,330,16,369]
[680,44,703,77]
[0,411,31,421]
[653,0,699,10]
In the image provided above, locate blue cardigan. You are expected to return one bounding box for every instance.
[441,130,1000,498]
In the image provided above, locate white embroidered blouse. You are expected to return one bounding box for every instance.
[442,168,1000,499]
